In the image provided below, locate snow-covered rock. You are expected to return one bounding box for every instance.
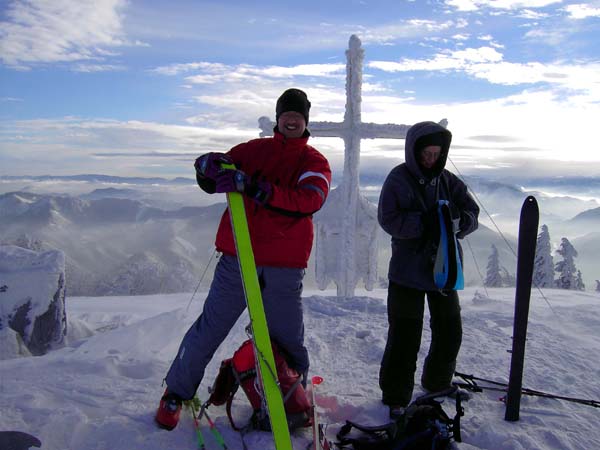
[0,327,32,359]
[0,245,67,358]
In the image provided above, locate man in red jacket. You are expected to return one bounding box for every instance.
[156,88,331,430]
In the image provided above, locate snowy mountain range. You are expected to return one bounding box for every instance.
[0,191,224,296]
[1,174,599,295]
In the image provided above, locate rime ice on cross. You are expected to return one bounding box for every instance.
[258,35,444,298]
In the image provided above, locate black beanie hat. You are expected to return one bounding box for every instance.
[276,88,311,124]
[415,132,445,152]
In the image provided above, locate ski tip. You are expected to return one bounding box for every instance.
[0,431,42,449]
[311,375,324,385]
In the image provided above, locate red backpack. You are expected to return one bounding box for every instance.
[206,339,312,431]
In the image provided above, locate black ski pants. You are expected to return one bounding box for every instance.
[379,281,462,407]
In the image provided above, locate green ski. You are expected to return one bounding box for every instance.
[223,163,293,450]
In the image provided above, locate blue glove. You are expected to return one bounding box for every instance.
[215,169,272,205]
[194,152,233,180]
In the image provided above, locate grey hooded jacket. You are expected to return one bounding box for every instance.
[378,121,479,291]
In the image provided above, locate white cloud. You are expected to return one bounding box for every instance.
[517,8,549,19]
[523,27,575,47]
[469,61,600,100]
[453,46,504,63]
[368,47,600,101]
[73,63,126,73]
[151,62,227,76]
[0,0,130,69]
[184,74,229,85]
[564,3,600,19]
[350,89,600,182]
[452,33,470,40]
[445,0,562,11]
[445,0,480,11]
[153,62,347,86]
[477,35,505,49]
[260,63,346,78]
[487,0,562,9]
[3,75,600,180]
[268,19,459,49]
[0,117,258,177]
[128,8,471,67]
[368,46,503,72]
[2,5,599,182]
[1,117,252,148]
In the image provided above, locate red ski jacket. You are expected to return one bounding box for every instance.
[214,131,331,268]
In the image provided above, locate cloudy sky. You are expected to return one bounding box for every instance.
[1,0,599,182]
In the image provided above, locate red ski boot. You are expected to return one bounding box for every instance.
[155,390,182,431]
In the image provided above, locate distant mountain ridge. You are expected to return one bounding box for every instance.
[80,187,140,200]
[0,191,224,226]
[570,206,600,222]
[0,174,194,185]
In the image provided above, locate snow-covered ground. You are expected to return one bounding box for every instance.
[1,287,599,450]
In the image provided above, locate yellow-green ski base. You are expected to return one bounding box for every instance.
[224,162,293,450]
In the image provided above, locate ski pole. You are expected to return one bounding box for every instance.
[311,376,323,450]
[189,403,206,450]
[201,407,229,450]
[310,376,334,450]
[455,372,600,408]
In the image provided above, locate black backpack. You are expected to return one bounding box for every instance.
[336,391,464,450]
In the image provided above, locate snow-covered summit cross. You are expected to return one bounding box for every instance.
[258,35,444,298]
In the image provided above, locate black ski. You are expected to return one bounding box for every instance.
[0,431,41,449]
[505,196,539,421]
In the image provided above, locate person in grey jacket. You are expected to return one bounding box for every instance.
[377,120,479,418]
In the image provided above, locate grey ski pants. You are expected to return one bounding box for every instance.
[165,254,308,400]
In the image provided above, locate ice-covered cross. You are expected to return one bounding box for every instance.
[258,35,442,298]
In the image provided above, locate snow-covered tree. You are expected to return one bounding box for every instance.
[533,224,554,288]
[574,270,585,291]
[555,237,581,290]
[501,267,516,287]
[484,244,503,287]
[595,280,600,292]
